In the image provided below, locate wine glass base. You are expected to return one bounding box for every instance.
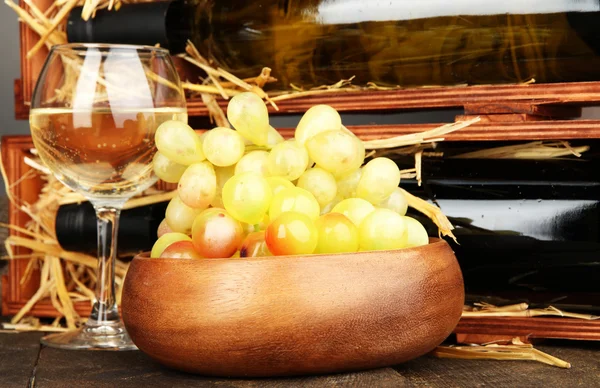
[41,321,138,351]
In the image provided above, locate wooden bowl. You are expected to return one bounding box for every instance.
[122,238,464,377]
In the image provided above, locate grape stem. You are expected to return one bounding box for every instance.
[400,188,458,243]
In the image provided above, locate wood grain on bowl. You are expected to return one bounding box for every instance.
[122,238,464,377]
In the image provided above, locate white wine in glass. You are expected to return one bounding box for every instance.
[29,44,187,350]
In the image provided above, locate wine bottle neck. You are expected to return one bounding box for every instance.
[66,0,206,54]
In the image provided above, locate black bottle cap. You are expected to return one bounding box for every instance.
[55,201,169,257]
[67,1,175,50]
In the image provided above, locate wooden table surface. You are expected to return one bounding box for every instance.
[0,332,598,388]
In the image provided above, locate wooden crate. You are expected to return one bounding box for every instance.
[8,0,600,341]
[1,136,94,317]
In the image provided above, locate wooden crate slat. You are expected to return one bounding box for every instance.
[455,317,600,342]
[185,81,600,117]
[15,0,52,120]
[1,136,43,315]
[276,120,600,141]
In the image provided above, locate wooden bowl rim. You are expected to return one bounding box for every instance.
[136,237,451,263]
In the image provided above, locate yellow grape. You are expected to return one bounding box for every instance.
[151,232,192,258]
[211,165,236,208]
[379,187,408,216]
[267,139,309,181]
[203,127,246,167]
[191,208,244,258]
[331,198,375,227]
[269,187,321,221]
[295,105,342,146]
[306,130,364,177]
[240,231,272,258]
[178,162,216,209]
[266,176,295,196]
[198,131,209,143]
[297,167,337,207]
[155,120,205,166]
[235,150,270,176]
[321,194,344,215]
[243,127,281,149]
[403,216,429,248]
[222,172,272,224]
[165,195,203,234]
[265,212,318,256]
[152,152,187,183]
[242,214,270,234]
[357,158,401,205]
[159,241,204,260]
[359,209,408,251]
[157,218,173,238]
[227,92,270,146]
[267,126,284,149]
[314,213,359,254]
[336,168,362,199]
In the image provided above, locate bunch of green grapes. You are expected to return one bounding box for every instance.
[150,93,430,260]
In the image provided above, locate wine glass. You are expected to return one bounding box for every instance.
[30,43,187,350]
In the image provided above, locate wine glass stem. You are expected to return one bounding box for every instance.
[88,204,123,326]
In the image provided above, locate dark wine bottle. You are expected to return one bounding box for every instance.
[67,0,600,89]
[55,201,169,257]
[401,142,600,313]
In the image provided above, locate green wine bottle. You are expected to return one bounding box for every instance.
[67,0,600,89]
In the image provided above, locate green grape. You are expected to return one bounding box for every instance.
[227,92,270,146]
[357,158,401,205]
[331,198,375,227]
[269,187,321,221]
[336,168,363,199]
[191,208,244,258]
[267,139,309,181]
[151,232,192,258]
[314,213,359,254]
[152,152,187,184]
[306,130,365,177]
[235,150,270,176]
[359,209,408,251]
[379,187,408,216]
[295,105,342,146]
[297,167,337,207]
[155,120,205,166]
[223,172,272,224]
[265,212,318,256]
[267,126,284,149]
[165,195,203,234]
[403,216,429,248]
[266,176,295,196]
[203,127,246,167]
[211,165,236,208]
[178,162,216,209]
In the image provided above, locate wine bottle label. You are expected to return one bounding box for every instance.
[317,0,600,24]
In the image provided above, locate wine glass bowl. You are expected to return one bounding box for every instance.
[30,43,187,350]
